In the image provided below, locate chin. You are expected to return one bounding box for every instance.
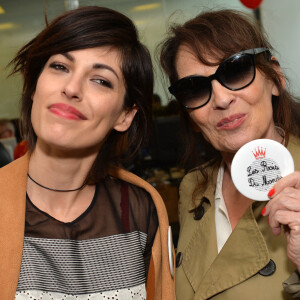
[217,137,253,154]
[37,133,71,150]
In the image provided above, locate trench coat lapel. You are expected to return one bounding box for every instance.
[181,164,270,300]
[194,204,269,299]
[181,166,219,293]
[0,153,29,299]
[181,198,218,292]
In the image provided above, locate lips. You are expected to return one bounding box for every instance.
[217,113,246,129]
[48,103,87,120]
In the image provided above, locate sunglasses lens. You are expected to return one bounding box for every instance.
[170,76,211,109]
[170,53,257,109]
[218,55,254,90]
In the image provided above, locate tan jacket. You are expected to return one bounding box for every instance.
[0,153,176,300]
[175,136,300,300]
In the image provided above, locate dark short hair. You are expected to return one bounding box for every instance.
[10,6,153,181]
[160,9,300,168]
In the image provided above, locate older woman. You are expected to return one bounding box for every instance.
[0,6,175,300]
[160,9,300,299]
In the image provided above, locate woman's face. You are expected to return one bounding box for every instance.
[175,45,281,155]
[31,47,136,153]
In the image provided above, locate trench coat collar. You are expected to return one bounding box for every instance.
[194,203,269,299]
[182,162,270,299]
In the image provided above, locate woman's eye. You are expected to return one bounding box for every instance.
[49,63,68,72]
[93,79,113,89]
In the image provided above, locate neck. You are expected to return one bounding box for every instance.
[222,165,254,230]
[26,142,98,221]
[28,141,98,193]
[27,173,86,192]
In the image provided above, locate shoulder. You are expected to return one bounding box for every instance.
[0,154,29,189]
[179,169,204,192]
[107,166,170,233]
[103,175,156,217]
[100,176,158,234]
[103,175,152,202]
[179,162,218,200]
[178,162,218,223]
[287,135,300,171]
[0,154,28,217]
[0,153,28,173]
[287,135,300,151]
[107,166,167,216]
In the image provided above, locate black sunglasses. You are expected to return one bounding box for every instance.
[169,47,271,110]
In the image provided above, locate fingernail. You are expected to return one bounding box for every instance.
[268,188,275,197]
[261,207,266,216]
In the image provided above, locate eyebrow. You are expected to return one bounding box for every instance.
[62,52,119,79]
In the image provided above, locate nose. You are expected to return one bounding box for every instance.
[211,79,234,109]
[62,74,83,101]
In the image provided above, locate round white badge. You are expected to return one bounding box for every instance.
[231,139,294,201]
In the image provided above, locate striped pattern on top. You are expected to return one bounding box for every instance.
[17,231,147,295]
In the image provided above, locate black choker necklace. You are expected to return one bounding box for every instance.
[27,173,86,192]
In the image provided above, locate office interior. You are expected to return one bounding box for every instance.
[0,0,299,245]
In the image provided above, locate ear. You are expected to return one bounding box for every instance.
[113,106,138,132]
[270,56,286,96]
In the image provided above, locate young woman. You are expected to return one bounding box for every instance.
[0,6,175,299]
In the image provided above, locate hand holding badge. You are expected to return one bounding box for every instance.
[232,138,300,272]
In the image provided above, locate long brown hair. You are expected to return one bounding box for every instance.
[10,6,153,182]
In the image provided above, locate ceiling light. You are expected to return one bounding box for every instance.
[0,23,17,30]
[131,3,161,12]
[64,0,79,10]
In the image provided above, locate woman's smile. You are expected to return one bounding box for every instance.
[216,113,247,130]
[48,103,87,121]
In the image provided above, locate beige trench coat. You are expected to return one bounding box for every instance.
[0,153,176,300]
[175,136,300,300]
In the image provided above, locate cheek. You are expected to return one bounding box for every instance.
[91,97,124,129]
[30,100,41,136]
[250,85,274,120]
[254,101,274,127]
[30,78,51,136]
[189,109,211,132]
[31,87,43,123]
[248,75,274,105]
[31,75,46,109]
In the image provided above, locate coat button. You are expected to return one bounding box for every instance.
[193,205,204,220]
[176,252,183,267]
[259,259,276,276]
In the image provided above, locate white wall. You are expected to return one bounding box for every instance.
[261,0,300,96]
